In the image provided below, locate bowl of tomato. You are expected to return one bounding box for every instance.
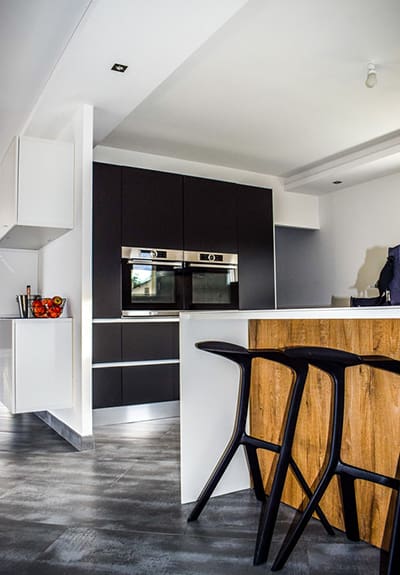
[31,296,66,318]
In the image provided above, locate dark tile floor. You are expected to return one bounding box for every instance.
[0,405,384,574]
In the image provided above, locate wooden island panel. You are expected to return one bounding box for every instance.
[248,318,400,549]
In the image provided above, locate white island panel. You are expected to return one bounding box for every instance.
[180,313,250,504]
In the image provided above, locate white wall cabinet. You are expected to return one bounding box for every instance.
[273,190,320,229]
[0,319,73,414]
[0,136,74,249]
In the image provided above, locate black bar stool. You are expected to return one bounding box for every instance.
[187,341,334,565]
[263,346,400,575]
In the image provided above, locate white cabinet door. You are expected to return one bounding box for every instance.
[0,320,13,411]
[0,136,74,249]
[18,137,74,229]
[0,319,73,414]
[0,139,18,239]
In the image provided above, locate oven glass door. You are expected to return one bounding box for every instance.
[122,259,184,310]
[185,264,238,309]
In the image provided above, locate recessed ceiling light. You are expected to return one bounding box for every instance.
[332,180,343,185]
[111,63,128,73]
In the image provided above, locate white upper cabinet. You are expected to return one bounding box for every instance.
[0,136,74,249]
[273,190,320,230]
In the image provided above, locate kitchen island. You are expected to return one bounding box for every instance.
[180,307,400,549]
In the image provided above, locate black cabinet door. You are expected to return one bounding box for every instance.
[93,163,122,318]
[122,322,179,361]
[122,364,179,405]
[92,367,122,409]
[237,186,275,309]
[183,176,238,253]
[92,324,122,363]
[122,167,183,249]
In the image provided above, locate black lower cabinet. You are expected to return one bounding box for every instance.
[92,367,122,409]
[92,320,180,410]
[93,324,121,363]
[122,364,179,405]
[122,322,179,361]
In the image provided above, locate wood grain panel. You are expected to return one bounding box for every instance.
[248,318,400,549]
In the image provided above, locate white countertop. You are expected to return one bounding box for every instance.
[0,317,71,322]
[180,306,400,320]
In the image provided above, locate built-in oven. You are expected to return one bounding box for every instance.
[183,250,238,310]
[121,247,184,316]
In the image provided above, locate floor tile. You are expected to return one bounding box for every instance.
[0,405,385,574]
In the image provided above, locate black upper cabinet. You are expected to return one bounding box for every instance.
[122,167,183,249]
[183,176,237,253]
[237,185,274,309]
[93,163,122,318]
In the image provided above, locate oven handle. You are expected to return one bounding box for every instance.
[127,259,183,267]
[186,262,238,270]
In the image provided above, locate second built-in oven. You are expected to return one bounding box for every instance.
[121,247,184,315]
[183,250,238,310]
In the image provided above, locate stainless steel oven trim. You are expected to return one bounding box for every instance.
[122,246,184,261]
[183,250,238,265]
[186,262,237,270]
[127,259,183,267]
[121,310,180,318]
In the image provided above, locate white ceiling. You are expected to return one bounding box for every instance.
[102,0,400,181]
[0,0,92,161]
[1,0,400,191]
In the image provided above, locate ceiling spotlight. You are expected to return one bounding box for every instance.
[365,63,377,88]
[111,63,128,73]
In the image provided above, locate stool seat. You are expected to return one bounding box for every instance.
[188,340,333,566]
[284,345,364,365]
[197,340,249,356]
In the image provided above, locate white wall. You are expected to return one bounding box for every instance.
[276,171,400,307]
[38,104,93,437]
[94,145,283,190]
[0,249,38,317]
